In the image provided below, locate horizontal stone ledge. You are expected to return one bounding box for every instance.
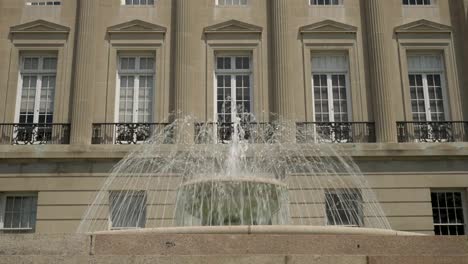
[93,226,422,236]
[0,143,467,159]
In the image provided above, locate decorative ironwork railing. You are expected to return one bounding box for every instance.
[194,122,276,144]
[92,123,173,144]
[397,121,468,143]
[296,122,376,143]
[0,123,70,145]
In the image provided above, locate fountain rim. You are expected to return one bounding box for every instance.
[179,176,287,188]
[91,225,424,236]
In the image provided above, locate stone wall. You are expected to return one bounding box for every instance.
[0,232,467,264]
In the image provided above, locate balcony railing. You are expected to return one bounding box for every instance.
[195,122,276,144]
[0,123,70,145]
[397,121,468,143]
[92,123,173,144]
[296,122,376,143]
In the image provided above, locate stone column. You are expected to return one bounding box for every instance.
[364,0,398,143]
[174,0,193,118]
[173,0,194,143]
[70,0,98,145]
[270,0,295,142]
[270,0,294,121]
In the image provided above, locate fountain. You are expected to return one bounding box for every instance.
[78,112,392,234]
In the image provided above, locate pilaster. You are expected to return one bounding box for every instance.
[270,0,295,122]
[364,0,398,143]
[173,0,195,143]
[70,0,98,145]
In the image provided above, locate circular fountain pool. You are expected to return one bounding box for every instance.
[174,177,290,226]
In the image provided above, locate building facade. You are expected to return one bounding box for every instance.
[0,0,468,235]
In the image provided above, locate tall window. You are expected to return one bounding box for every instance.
[325,189,363,227]
[216,0,247,6]
[109,191,146,229]
[0,193,38,232]
[310,0,342,5]
[215,55,252,123]
[403,0,431,5]
[117,56,154,123]
[431,191,466,236]
[18,56,57,124]
[407,54,446,122]
[312,55,350,122]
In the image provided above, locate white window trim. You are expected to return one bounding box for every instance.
[324,189,363,227]
[15,55,57,124]
[402,0,434,6]
[309,0,344,6]
[121,0,155,5]
[311,73,351,123]
[108,191,147,230]
[407,54,449,122]
[215,0,248,7]
[431,189,468,235]
[115,55,155,124]
[0,192,38,231]
[213,55,253,123]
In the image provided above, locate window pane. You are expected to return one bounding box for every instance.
[110,191,147,229]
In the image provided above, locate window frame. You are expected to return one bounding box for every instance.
[0,192,38,232]
[121,0,155,6]
[402,0,432,6]
[406,53,449,122]
[108,191,147,230]
[15,54,58,125]
[309,0,343,6]
[431,189,468,236]
[311,54,352,123]
[324,189,363,227]
[215,0,248,7]
[214,54,253,124]
[115,54,156,124]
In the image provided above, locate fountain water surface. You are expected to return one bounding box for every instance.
[78,114,391,233]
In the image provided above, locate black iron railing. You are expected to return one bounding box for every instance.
[195,122,276,144]
[296,122,376,143]
[397,121,468,143]
[92,123,173,144]
[0,123,70,145]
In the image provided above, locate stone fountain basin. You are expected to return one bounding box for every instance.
[175,176,290,226]
[94,225,423,236]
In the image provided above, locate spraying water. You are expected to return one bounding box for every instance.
[78,113,391,233]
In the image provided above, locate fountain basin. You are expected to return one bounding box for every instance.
[94,225,423,236]
[174,177,290,226]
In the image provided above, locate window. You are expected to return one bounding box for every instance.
[26,1,61,5]
[15,56,57,144]
[215,55,252,124]
[407,54,446,122]
[325,189,363,227]
[117,56,155,123]
[310,0,342,5]
[216,0,247,6]
[0,193,38,232]
[109,191,146,229]
[431,191,466,236]
[403,0,431,6]
[312,55,350,123]
[122,0,154,5]
[18,56,57,124]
